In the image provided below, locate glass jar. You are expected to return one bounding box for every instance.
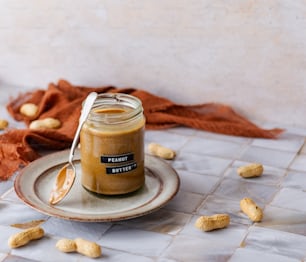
[80,93,145,195]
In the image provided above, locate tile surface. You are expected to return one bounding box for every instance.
[242,227,306,259]
[1,95,306,261]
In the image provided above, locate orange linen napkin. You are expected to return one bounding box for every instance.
[0,79,283,180]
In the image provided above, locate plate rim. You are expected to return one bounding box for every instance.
[14,150,180,222]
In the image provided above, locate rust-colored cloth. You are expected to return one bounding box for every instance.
[0,79,283,180]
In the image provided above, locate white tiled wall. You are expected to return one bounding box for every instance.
[0,0,305,127]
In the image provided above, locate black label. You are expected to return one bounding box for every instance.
[106,162,137,175]
[101,153,134,164]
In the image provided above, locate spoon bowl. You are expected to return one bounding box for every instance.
[49,163,76,205]
[49,92,98,205]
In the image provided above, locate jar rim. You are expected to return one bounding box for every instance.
[86,93,143,124]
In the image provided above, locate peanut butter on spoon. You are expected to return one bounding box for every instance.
[49,168,75,204]
[49,92,98,205]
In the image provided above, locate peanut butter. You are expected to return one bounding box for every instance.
[80,94,145,195]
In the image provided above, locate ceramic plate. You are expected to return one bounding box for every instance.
[14,150,180,222]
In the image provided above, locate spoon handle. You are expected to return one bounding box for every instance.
[68,92,98,163]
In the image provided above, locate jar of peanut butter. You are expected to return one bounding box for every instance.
[80,93,145,195]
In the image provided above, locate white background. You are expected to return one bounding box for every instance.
[0,0,305,128]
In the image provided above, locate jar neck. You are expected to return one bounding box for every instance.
[86,93,143,125]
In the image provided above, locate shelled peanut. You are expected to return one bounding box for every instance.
[237,163,263,178]
[148,143,176,160]
[240,197,263,222]
[0,119,8,130]
[8,227,44,248]
[56,238,102,258]
[19,103,38,118]
[29,117,61,130]
[195,214,230,232]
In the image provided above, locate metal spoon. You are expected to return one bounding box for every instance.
[49,92,98,205]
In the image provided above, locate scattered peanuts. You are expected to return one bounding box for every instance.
[0,119,8,130]
[29,117,61,130]
[195,214,230,232]
[20,103,38,118]
[148,143,176,160]
[240,197,263,222]
[8,227,44,248]
[56,238,102,258]
[237,163,263,178]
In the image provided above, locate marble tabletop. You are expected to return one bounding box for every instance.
[1,92,306,261]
